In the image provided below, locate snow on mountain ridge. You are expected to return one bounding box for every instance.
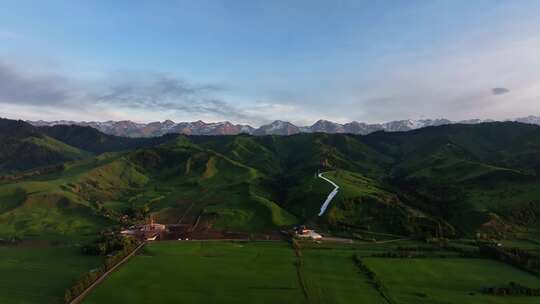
[26,116,540,137]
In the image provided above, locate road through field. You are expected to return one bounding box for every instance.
[318,172,339,216]
[69,242,146,304]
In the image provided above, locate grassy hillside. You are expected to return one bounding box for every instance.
[40,124,177,154]
[0,153,138,240]
[1,119,540,240]
[0,119,89,172]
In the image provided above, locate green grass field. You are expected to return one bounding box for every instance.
[302,247,386,304]
[0,244,102,304]
[84,241,306,304]
[84,240,540,304]
[84,241,389,304]
[364,257,540,304]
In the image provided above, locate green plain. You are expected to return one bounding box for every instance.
[0,245,102,304]
[364,257,540,304]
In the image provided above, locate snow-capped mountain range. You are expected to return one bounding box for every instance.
[28,116,540,137]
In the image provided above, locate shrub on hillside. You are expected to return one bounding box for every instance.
[64,240,141,303]
[483,282,540,296]
[81,233,138,256]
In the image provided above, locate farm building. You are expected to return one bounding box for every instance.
[120,217,167,241]
[294,225,322,240]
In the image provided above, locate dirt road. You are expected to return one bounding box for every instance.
[318,172,339,216]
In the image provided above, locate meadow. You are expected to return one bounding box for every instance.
[0,244,102,304]
[82,240,540,304]
[84,241,392,304]
[83,241,306,304]
[364,257,540,304]
[301,246,386,304]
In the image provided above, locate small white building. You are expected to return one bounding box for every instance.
[119,217,166,241]
[295,226,322,240]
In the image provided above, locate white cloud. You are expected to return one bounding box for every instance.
[0,61,272,125]
[1,13,540,126]
[330,25,540,122]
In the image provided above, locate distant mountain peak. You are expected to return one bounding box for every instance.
[26,116,540,137]
[311,120,345,133]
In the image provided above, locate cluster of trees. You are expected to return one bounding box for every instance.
[64,240,141,303]
[0,235,22,245]
[81,232,138,256]
[131,149,162,169]
[422,244,483,258]
[372,251,428,258]
[0,164,64,181]
[353,254,396,304]
[389,177,468,221]
[445,246,481,258]
[289,238,309,299]
[330,195,455,239]
[350,232,378,242]
[122,204,151,221]
[483,282,540,296]
[480,245,540,275]
[291,238,302,258]
[506,201,540,226]
[396,245,444,252]
[372,245,480,259]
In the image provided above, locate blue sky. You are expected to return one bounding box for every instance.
[1,0,540,125]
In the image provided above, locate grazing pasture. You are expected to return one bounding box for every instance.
[84,240,540,304]
[364,257,540,304]
[302,247,386,304]
[84,241,387,304]
[0,244,102,304]
[83,241,306,304]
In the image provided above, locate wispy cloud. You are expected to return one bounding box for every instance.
[94,75,267,123]
[0,62,74,106]
[0,61,268,124]
[2,7,540,126]
[292,27,540,123]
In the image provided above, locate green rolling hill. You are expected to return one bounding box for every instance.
[1,118,540,241]
[0,119,89,172]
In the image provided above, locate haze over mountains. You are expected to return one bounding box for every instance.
[28,116,540,137]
